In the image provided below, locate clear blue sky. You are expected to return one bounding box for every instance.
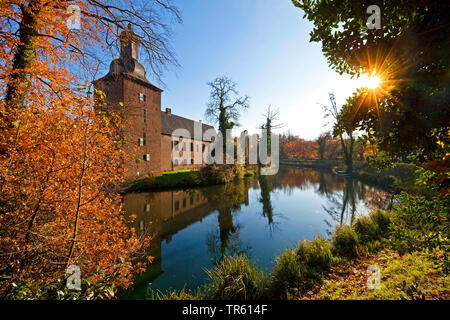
[149,0,362,140]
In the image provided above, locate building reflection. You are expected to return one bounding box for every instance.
[121,167,387,297]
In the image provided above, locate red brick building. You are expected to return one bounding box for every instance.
[93,27,214,179]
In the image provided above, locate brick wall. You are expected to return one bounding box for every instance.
[94,75,162,179]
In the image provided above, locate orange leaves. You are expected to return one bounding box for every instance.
[283,138,318,160]
[0,1,150,297]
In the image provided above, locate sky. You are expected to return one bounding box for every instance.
[146,0,365,140]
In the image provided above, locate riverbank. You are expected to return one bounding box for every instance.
[122,164,258,192]
[281,159,422,193]
[280,159,339,170]
[151,193,449,300]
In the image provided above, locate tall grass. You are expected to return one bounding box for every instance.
[205,255,269,300]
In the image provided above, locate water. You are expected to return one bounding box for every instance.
[121,166,387,299]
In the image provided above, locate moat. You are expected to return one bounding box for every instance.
[121,166,387,299]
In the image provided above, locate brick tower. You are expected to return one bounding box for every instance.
[93,25,163,178]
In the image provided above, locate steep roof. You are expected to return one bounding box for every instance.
[161,110,215,141]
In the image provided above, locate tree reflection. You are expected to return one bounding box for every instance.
[258,175,274,227]
[204,180,252,263]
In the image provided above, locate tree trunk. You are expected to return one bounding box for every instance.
[5,1,41,114]
[2,1,41,155]
[67,127,88,267]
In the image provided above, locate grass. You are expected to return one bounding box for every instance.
[295,235,332,280]
[124,165,257,191]
[332,226,359,258]
[205,255,269,300]
[161,169,199,175]
[154,255,269,300]
[306,249,449,300]
[270,249,305,296]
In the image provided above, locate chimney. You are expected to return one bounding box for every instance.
[166,108,171,115]
[199,120,202,123]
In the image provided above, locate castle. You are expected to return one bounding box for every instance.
[93,27,214,178]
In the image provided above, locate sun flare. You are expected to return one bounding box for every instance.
[358,74,382,89]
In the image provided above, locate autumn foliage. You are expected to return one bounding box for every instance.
[0,1,152,297]
[283,138,318,160]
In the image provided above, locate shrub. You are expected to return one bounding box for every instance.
[370,209,391,237]
[270,249,304,296]
[206,255,268,300]
[295,235,332,279]
[353,216,379,244]
[389,193,449,256]
[332,226,359,258]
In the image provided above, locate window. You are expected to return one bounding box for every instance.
[142,109,146,123]
[182,142,186,151]
[174,159,179,166]
[174,200,179,211]
[143,154,150,161]
[190,196,194,205]
[191,143,194,151]
[196,144,199,152]
[184,159,187,165]
[143,204,150,212]
[174,141,179,151]
[139,132,146,146]
[139,93,146,102]
[183,198,186,208]
[202,144,205,152]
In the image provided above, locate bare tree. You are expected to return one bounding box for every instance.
[259,105,285,156]
[205,76,250,154]
[320,92,355,172]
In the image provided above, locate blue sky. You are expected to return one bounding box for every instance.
[148,0,363,140]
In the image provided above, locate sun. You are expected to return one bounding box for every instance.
[366,76,382,89]
[357,74,382,89]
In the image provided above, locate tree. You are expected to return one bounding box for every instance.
[279,131,298,159]
[0,0,180,297]
[316,132,331,160]
[1,0,180,150]
[259,105,285,156]
[283,138,318,160]
[292,0,449,190]
[205,76,250,156]
[321,93,356,173]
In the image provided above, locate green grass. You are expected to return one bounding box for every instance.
[312,249,449,300]
[205,255,269,300]
[161,169,199,175]
[332,225,359,258]
[270,249,305,296]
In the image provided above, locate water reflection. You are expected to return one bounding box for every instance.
[121,167,387,298]
[204,182,251,263]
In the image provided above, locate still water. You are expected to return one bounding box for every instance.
[121,167,387,299]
